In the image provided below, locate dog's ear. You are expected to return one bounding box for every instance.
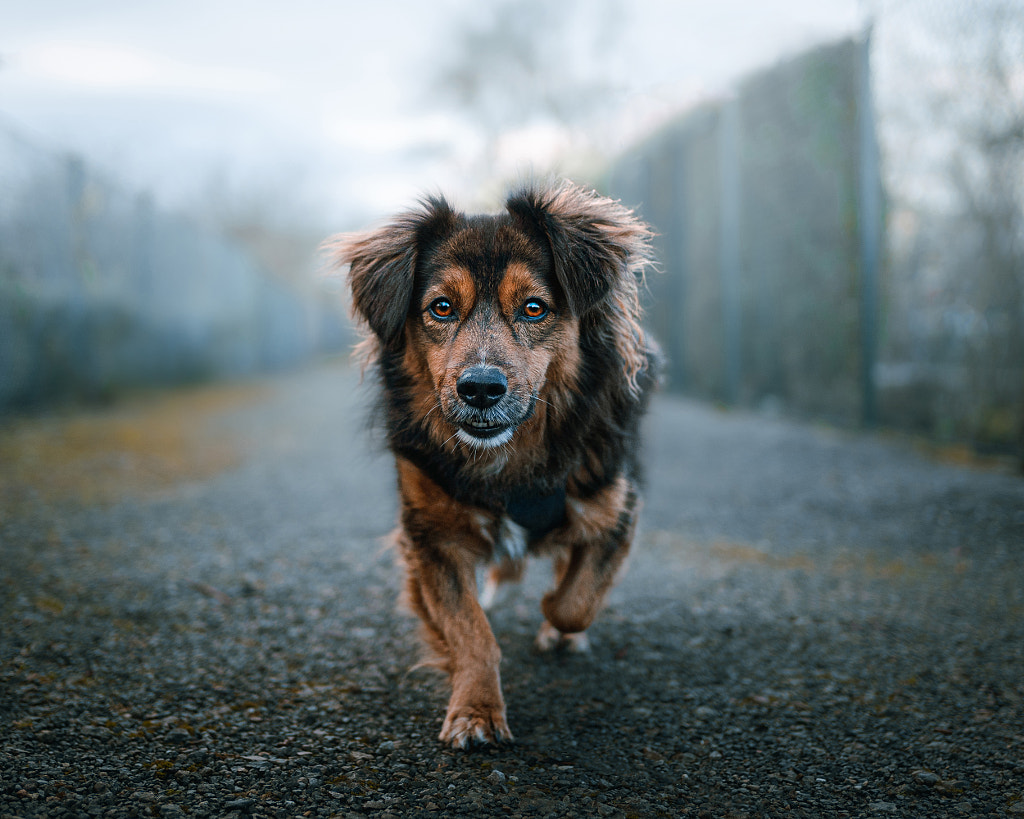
[329,197,458,347]
[506,182,652,317]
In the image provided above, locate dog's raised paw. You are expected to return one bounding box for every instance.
[439,707,513,749]
[535,620,591,654]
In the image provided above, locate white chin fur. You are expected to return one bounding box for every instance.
[456,427,515,449]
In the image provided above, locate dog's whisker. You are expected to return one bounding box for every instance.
[441,430,463,449]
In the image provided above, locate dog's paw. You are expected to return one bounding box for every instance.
[534,620,562,652]
[534,620,591,653]
[439,705,513,749]
[478,574,502,611]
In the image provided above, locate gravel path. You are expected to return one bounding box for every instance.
[2,359,1023,818]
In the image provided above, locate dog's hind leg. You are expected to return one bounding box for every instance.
[479,558,524,611]
[534,552,589,652]
[538,475,638,644]
[535,619,591,653]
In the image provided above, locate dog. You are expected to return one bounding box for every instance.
[332,180,658,748]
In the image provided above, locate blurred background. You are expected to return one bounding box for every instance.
[1,0,1022,465]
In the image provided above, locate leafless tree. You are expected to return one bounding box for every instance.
[879,0,1024,458]
[938,2,1024,456]
[428,0,624,177]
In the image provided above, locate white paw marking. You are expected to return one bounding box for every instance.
[564,631,591,653]
[535,621,561,652]
[535,621,591,653]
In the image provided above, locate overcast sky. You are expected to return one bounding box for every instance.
[0,0,864,227]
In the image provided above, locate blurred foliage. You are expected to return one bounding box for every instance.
[427,0,624,190]
[0,134,347,412]
[432,0,622,136]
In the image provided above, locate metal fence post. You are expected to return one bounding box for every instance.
[857,25,882,427]
[719,96,742,405]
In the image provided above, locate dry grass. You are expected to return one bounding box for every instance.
[0,381,268,507]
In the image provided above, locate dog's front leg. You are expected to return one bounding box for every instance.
[397,460,512,748]
[540,475,638,639]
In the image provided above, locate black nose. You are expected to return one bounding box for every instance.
[456,366,508,409]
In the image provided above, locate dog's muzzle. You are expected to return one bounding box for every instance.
[452,365,517,446]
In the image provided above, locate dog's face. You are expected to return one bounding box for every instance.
[335,183,651,454]
[409,223,580,450]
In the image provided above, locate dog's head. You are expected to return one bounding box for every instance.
[332,181,651,451]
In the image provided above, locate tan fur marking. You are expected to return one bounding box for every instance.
[564,475,630,541]
[497,261,553,316]
[423,265,477,318]
[541,317,581,416]
[401,327,455,449]
[396,458,489,551]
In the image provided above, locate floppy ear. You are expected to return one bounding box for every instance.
[328,196,458,348]
[506,181,652,316]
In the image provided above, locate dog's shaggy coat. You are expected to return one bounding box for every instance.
[333,181,658,747]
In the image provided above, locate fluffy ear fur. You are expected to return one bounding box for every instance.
[508,181,656,397]
[506,181,653,317]
[328,196,458,348]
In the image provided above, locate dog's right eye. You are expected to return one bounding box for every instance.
[428,298,456,320]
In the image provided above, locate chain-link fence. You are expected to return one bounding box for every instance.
[608,36,872,426]
[607,5,1023,462]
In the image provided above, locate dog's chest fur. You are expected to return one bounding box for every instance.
[495,516,529,563]
[477,485,568,562]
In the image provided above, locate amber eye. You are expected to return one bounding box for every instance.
[522,300,548,321]
[429,298,455,320]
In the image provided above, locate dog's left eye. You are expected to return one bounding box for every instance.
[429,298,456,320]
[521,300,548,321]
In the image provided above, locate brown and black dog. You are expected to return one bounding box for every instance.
[332,181,658,747]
